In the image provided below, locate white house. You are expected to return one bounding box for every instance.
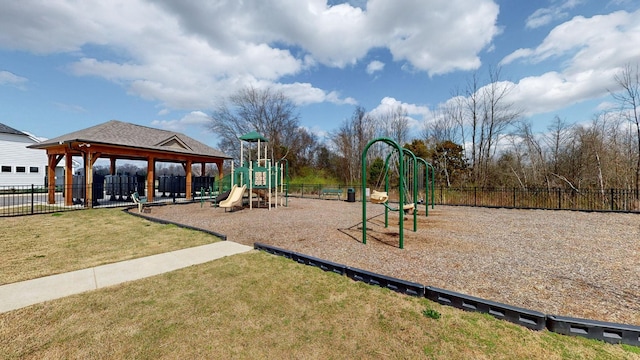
[0,123,74,187]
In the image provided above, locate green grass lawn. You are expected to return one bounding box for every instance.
[1,210,639,359]
[0,208,218,284]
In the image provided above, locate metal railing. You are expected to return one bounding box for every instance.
[5,182,639,216]
[287,184,358,199]
[0,183,217,217]
[0,184,83,217]
[284,184,640,213]
[436,187,640,213]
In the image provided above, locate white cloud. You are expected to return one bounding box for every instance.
[369,97,432,132]
[151,111,211,132]
[596,100,617,112]
[371,97,432,118]
[366,60,385,74]
[500,48,533,66]
[526,0,583,29]
[369,0,499,75]
[0,70,27,89]
[274,82,357,105]
[52,102,87,114]
[303,125,330,141]
[497,9,640,117]
[505,71,616,116]
[503,10,639,67]
[325,91,358,105]
[0,0,501,112]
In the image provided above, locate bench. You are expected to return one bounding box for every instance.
[320,188,342,200]
[131,191,148,213]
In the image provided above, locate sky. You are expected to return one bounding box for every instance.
[1,0,639,150]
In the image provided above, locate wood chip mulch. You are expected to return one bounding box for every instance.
[138,197,640,326]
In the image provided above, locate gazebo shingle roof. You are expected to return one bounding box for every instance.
[29,120,230,159]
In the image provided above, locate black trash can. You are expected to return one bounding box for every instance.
[347,188,356,202]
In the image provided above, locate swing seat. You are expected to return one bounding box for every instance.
[403,203,415,211]
[371,190,414,211]
[370,190,389,204]
[381,201,415,212]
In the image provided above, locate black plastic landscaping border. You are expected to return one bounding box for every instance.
[254,242,640,347]
[123,204,227,240]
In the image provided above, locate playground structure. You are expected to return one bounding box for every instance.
[62,131,289,211]
[361,137,434,249]
[226,131,288,210]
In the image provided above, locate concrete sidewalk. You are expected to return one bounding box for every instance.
[0,241,253,314]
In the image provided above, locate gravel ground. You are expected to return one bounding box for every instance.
[137,197,640,326]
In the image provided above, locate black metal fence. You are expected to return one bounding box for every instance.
[436,187,640,213]
[4,181,639,217]
[0,175,218,217]
[287,184,640,213]
[287,184,357,200]
[0,184,81,217]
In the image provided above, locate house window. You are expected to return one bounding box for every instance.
[30,167,39,173]
[16,166,26,173]
[1,166,11,173]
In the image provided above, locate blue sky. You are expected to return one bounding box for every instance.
[1,0,639,148]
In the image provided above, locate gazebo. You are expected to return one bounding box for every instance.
[28,120,231,207]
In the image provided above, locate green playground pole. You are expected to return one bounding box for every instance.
[400,148,418,232]
[416,157,431,216]
[362,137,405,249]
[429,163,435,209]
[383,152,393,228]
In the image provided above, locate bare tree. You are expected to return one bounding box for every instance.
[208,86,315,175]
[374,104,410,145]
[464,73,482,177]
[514,121,546,188]
[330,106,377,184]
[454,68,521,186]
[390,105,410,146]
[543,116,572,178]
[424,101,463,145]
[610,63,640,195]
[477,67,522,185]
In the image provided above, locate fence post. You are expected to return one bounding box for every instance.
[474,187,477,207]
[513,188,516,208]
[31,184,35,215]
[610,188,615,211]
[557,188,561,209]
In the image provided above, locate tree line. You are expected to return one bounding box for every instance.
[207,64,640,195]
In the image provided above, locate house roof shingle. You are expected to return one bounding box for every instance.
[28,120,230,159]
[0,123,26,136]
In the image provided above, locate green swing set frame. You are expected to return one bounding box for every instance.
[361,137,436,249]
[361,137,416,249]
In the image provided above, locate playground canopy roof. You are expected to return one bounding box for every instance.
[239,131,268,143]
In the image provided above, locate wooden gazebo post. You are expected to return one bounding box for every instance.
[185,159,193,200]
[215,159,224,191]
[64,150,74,206]
[47,154,63,204]
[147,156,155,202]
[110,158,117,175]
